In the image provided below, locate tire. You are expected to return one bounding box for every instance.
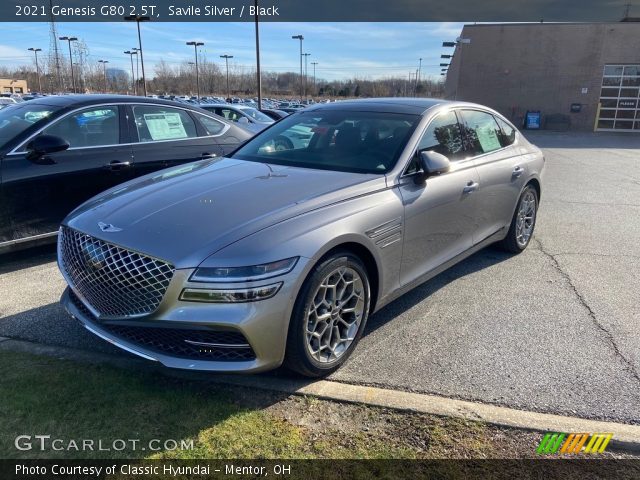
[284,251,371,377]
[498,185,538,253]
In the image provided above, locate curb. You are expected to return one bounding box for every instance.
[2,337,639,453]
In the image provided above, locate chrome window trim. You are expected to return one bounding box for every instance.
[7,102,231,156]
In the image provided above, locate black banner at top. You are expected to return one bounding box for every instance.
[3,0,640,22]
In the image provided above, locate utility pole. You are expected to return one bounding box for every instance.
[220,55,233,100]
[291,35,304,100]
[417,57,422,96]
[59,36,78,93]
[132,47,140,93]
[28,48,43,93]
[311,61,318,98]
[98,60,109,93]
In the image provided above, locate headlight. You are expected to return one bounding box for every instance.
[180,283,282,303]
[191,257,298,283]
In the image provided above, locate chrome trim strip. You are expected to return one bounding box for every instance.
[0,231,57,247]
[366,217,402,239]
[8,102,231,155]
[83,323,158,361]
[183,339,251,349]
[376,232,402,249]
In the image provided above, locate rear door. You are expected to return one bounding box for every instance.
[0,104,133,242]
[127,104,225,178]
[458,109,525,244]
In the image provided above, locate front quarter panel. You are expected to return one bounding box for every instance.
[202,186,406,313]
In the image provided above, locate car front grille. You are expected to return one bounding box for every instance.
[67,290,256,362]
[59,226,175,319]
[102,324,256,362]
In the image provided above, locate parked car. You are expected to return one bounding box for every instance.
[0,95,253,251]
[198,104,275,133]
[261,108,290,120]
[58,98,543,377]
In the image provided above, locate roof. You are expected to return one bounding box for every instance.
[26,94,192,109]
[304,98,445,115]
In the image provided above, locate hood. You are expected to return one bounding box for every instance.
[64,158,384,268]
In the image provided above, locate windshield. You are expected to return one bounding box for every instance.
[240,107,274,123]
[0,103,61,150]
[233,110,420,174]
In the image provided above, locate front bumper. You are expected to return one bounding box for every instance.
[60,262,307,373]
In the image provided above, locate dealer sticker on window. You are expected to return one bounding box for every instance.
[144,113,188,141]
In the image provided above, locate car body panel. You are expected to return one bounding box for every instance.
[57,98,545,373]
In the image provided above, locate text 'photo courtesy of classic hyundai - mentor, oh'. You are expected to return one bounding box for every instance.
[57,98,544,378]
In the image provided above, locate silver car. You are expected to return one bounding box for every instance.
[58,99,544,378]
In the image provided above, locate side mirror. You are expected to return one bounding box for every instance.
[26,134,69,164]
[415,151,451,184]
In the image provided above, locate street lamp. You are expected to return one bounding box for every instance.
[311,61,318,98]
[440,63,450,67]
[124,50,138,95]
[59,36,78,93]
[124,15,150,96]
[132,47,140,92]
[443,37,471,100]
[254,0,262,109]
[220,54,233,100]
[98,60,109,93]
[441,54,453,59]
[28,48,42,93]
[186,41,204,100]
[302,53,311,99]
[291,35,304,100]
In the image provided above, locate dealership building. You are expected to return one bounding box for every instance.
[443,22,640,132]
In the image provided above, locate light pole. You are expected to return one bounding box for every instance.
[98,60,109,93]
[59,36,78,93]
[186,41,204,100]
[220,55,233,100]
[132,47,140,92]
[28,48,42,93]
[254,0,262,109]
[443,37,471,100]
[124,15,150,96]
[302,53,310,100]
[291,35,304,100]
[311,61,318,98]
[124,50,137,95]
[417,57,422,95]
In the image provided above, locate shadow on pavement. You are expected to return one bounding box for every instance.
[0,244,57,275]
[523,131,640,149]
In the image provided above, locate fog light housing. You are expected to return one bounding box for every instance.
[180,283,282,303]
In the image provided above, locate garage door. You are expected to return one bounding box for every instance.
[597,64,640,132]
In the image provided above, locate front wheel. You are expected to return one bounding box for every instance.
[284,252,370,377]
[499,185,538,253]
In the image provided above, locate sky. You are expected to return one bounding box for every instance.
[0,22,464,81]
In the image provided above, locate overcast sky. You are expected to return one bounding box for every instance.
[0,22,465,81]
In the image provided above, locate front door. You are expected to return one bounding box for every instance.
[0,105,134,242]
[398,110,480,286]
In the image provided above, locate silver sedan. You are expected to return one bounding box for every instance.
[58,98,544,377]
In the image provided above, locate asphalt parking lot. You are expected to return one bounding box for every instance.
[1,131,639,424]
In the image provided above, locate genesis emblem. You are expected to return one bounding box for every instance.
[98,222,123,233]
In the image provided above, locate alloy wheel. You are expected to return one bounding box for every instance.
[305,266,365,364]
[515,190,537,247]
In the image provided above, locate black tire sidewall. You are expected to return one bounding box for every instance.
[510,185,538,251]
[287,253,371,376]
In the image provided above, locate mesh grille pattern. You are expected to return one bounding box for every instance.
[102,324,256,361]
[60,227,174,318]
[67,291,255,362]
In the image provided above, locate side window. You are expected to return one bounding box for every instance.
[416,111,465,160]
[132,105,197,142]
[193,112,227,136]
[495,116,516,147]
[460,110,504,156]
[42,106,119,148]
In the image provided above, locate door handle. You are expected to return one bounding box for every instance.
[512,166,524,177]
[104,161,132,170]
[201,152,217,159]
[463,181,479,194]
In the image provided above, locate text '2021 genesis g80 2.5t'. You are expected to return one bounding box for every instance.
[58,98,544,377]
